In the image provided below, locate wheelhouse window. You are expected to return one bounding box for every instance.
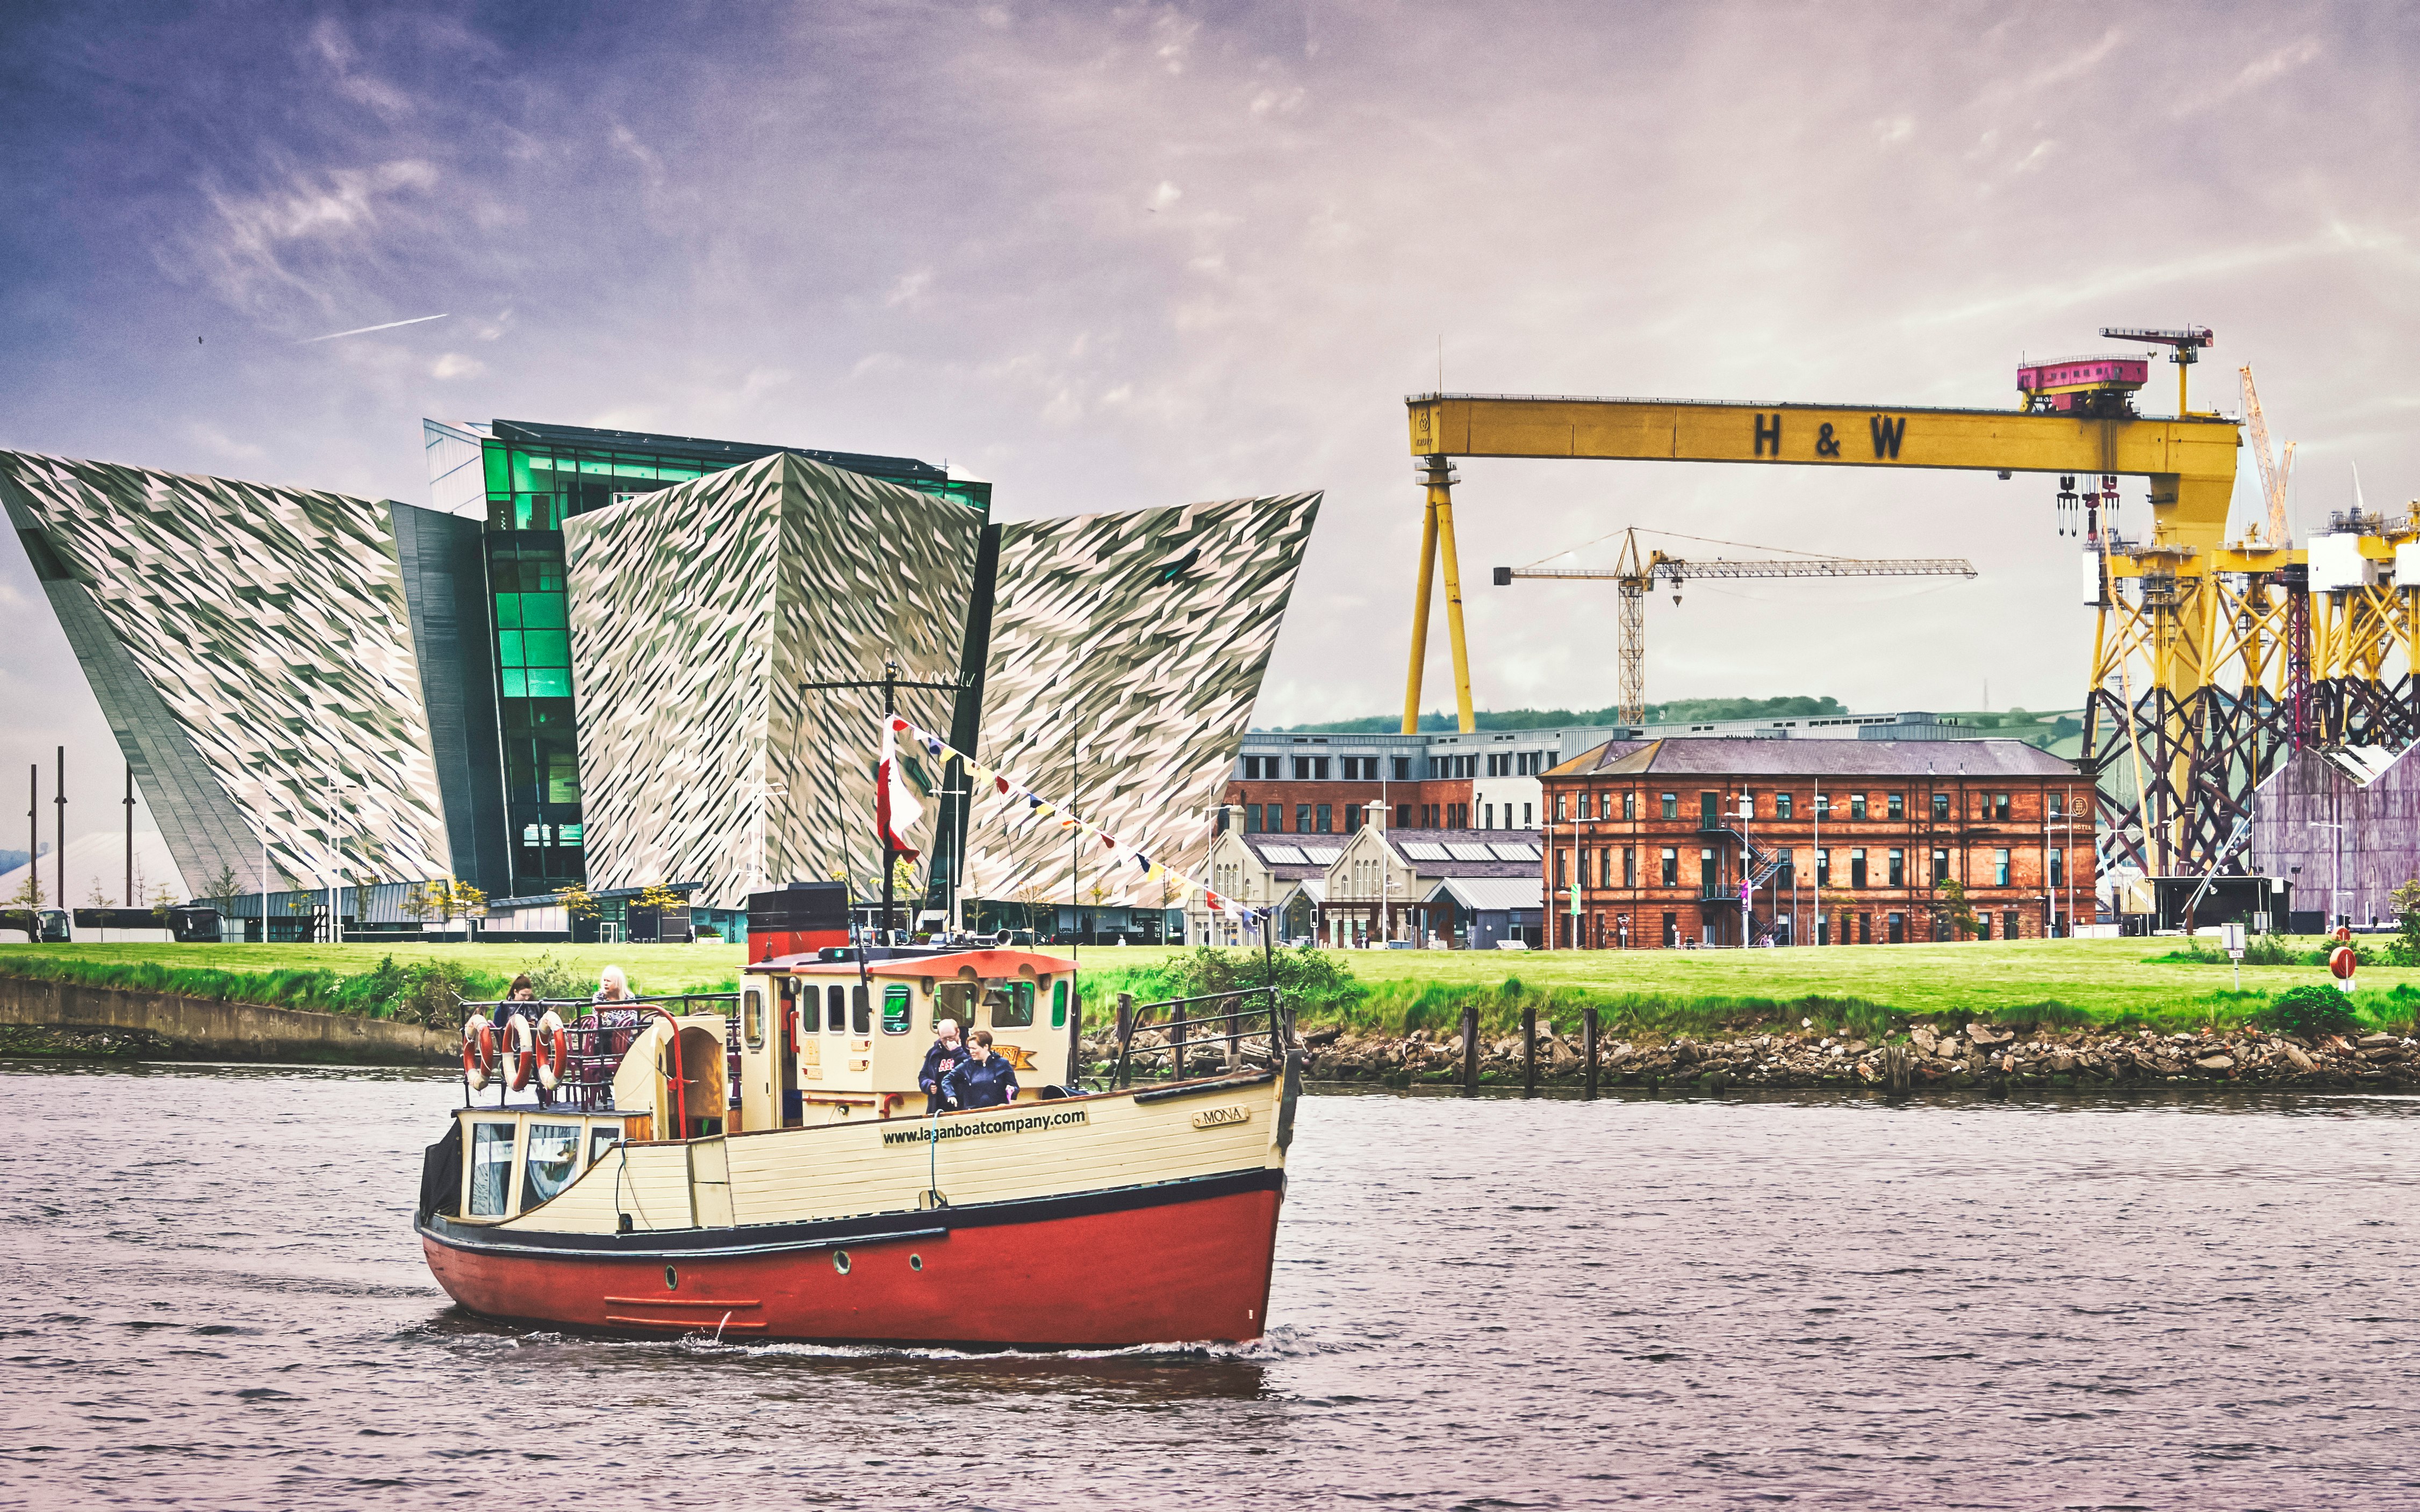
[743,987,766,1048]
[882,984,912,1034]
[989,980,1036,1029]
[469,1122,516,1217]
[851,984,871,1035]
[522,1122,580,1208]
[1051,978,1069,1028]
[826,984,846,1032]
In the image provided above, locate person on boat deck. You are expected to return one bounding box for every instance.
[942,1029,1018,1111]
[919,1018,966,1116]
[593,965,634,1005]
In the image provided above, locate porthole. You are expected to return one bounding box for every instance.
[909,1254,923,1271]
[664,1265,678,1290]
[832,1250,851,1275]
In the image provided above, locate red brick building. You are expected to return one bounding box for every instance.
[1536,738,2095,948]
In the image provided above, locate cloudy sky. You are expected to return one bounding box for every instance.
[3,1,2411,873]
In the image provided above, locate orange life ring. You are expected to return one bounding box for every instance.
[2330,945,2358,981]
[462,1019,498,1091]
[504,1014,538,1091]
[534,1010,569,1091]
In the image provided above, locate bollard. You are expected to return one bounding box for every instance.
[1583,1006,1600,1100]
[1522,1004,1538,1098]
[1461,1004,1480,1092]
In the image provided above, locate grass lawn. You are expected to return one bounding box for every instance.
[1072,937,2419,1034]
[0,940,746,993]
[5,936,2409,1038]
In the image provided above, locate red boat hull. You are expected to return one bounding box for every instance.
[421,1173,1283,1348]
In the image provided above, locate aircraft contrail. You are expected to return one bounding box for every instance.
[300,313,449,343]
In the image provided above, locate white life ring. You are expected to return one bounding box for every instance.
[534,1009,569,1091]
[462,1018,497,1091]
[503,1013,538,1092]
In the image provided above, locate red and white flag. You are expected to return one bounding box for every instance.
[878,718,922,861]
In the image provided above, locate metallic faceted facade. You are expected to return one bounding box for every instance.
[962,493,1323,908]
[563,453,979,908]
[0,451,453,895]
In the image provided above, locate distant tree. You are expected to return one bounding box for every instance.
[203,863,240,912]
[419,877,487,928]
[148,882,177,920]
[6,871,45,910]
[633,881,685,912]
[87,875,110,906]
[552,882,600,920]
[1934,879,1981,940]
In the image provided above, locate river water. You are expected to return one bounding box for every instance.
[5,1063,2419,1509]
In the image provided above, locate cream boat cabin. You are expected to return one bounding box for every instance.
[417,946,1299,1347]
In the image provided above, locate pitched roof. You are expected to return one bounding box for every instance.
[1425,875,1545,911]
[1374,827,1545,877]
[1238,832,1348,879]
[1565,737,2076,780]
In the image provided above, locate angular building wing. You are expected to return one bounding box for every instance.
[564,453,981,908]
[0,451,453,895]
[963,493,1323,908]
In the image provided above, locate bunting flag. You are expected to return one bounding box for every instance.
[875,715,1276,927]
[877,718,923,863]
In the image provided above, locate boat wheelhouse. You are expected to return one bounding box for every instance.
[417,944,1299,1348]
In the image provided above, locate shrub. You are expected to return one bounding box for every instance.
[2254,984,2362,1042]
[2242,933,2299,966]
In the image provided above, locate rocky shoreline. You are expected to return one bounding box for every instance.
[1269,1019,2420,1091]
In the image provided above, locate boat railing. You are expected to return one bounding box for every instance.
[454,992,741,1114]
[1108,983,1289,1090]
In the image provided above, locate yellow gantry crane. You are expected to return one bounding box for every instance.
[1391,337,2386,876]
[1492,529,1977,726]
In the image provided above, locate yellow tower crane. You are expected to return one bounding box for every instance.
[1492,529,1977,726]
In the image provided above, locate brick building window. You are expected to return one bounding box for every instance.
[1849,848,1867,887]
[2047,791,2065,817]
[1396,803,1413,830]
[1620,848,1634,887]
[1816,849,1831,886]
[1850,794,1868,820]
[1345,804,1363,832]
[1775,792,1793,820]
[1557,794,1569,820]
[2049,847,2064,886]
[1738,794,1756,820]
[1775,849,1794,888]
[1888,849,1905,887]
[1994,848,2010,885]
[1932,792,1950,820]
[1931,848,1949,884]
[1660,848,1678,886]
[1993,794,2012,820]
[1661,793,1678,820]
[1623,790,1636,820]
[1316,804,1332,833]
[1815,793,1830,818]
[1887,911,1906,943]
[1296,804,1311,832]
[1888,792,1905,820]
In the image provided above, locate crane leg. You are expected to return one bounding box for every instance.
[1402,479,1441,735]
[1432,468,1478,733]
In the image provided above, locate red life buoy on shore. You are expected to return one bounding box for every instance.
[504,1014,538,1091]
[534,1010,569,1091]
[2330,946,2358,981]
[462,1019,498,1091]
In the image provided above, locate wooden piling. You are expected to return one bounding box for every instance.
[1522,1004,1538,1098]
[1461,1004,1479,1092]
[1583,1006,1599,1100]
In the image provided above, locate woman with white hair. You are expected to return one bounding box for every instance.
[593,965,633,1004]
[918,1017,965,1115]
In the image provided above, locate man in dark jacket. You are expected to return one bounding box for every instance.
[943,1029,1019,1110]
[918,1018,966,1115]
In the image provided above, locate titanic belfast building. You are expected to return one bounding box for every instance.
[1,420,1319,921]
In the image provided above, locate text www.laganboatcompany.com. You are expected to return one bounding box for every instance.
[883,1107,1089,1145]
